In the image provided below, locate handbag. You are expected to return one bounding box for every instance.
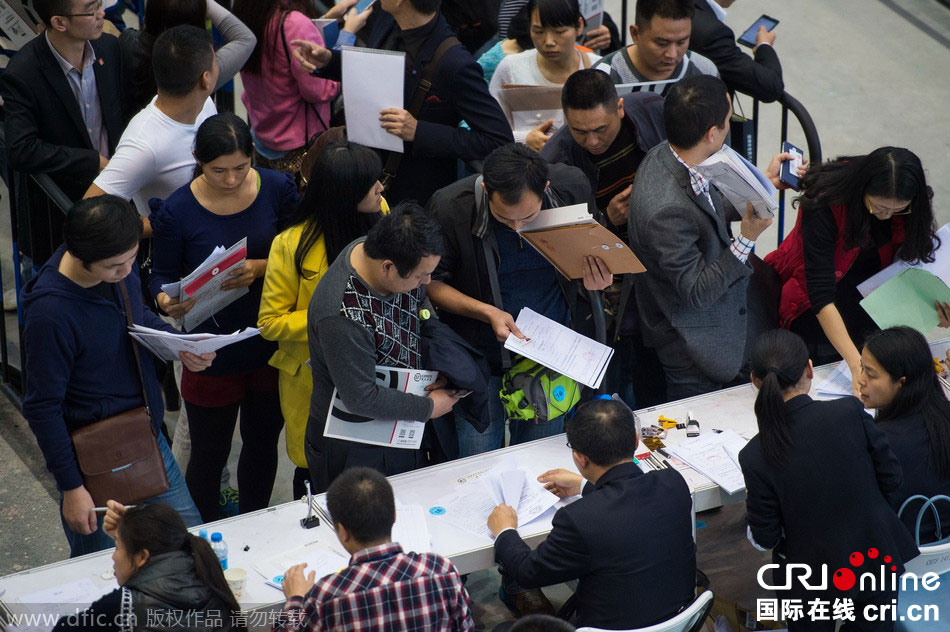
[69,281,168,506]
[296,34,462,190]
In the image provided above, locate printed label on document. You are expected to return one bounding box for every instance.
[323,366,437,449]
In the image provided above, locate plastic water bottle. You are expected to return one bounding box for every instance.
[210,532,228,570]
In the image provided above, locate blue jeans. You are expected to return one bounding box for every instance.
[60,432,201,557]
[455,376,566,458]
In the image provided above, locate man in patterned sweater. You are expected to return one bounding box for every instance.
[305,203,460,491]
[275,467,475,631]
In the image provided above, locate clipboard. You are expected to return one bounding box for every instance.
[517,204,647,280]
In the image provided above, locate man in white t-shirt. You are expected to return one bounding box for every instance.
[85,24,219,232]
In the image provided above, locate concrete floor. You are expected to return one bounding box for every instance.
[1,0,949,628]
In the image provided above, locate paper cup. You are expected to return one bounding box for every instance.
[224,567,247,599]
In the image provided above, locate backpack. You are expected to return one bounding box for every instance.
[500,357,580,423]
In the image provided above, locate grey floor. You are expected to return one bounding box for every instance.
[1,0,950,628]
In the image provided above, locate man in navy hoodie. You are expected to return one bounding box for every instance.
[21,195,214,556]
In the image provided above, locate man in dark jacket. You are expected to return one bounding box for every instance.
[427,144,612,459]
[0,0,127,263]
[21,196,212,556]
[488,399,696,629]
[689,0,784,102]
[291,0,513,206]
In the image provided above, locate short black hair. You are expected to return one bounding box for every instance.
[565,399,639,467]
[483,144,549,207]
[152,25,214,97]
[63,195,143,265]
[194,113,253,175]
[407,0,440,14]
[635,0,694,29]
[510,615,576,632]
[326,467,395,544]
[32,0,74,26]
[663,74,729,150]
[363,202,445,277]
[528,0,582,28]
[562,69,619,112]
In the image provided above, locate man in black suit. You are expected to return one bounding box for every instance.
[0,0,126,263]
[690,0,783,102]
[291,0,513,206]
[487,399,697,629]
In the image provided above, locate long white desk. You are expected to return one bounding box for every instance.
[0,363,838,627]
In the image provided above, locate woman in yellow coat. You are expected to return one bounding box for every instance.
[258,142,387,496]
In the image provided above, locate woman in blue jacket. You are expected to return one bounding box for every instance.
[149,113,299,521]
[860,326,950,543]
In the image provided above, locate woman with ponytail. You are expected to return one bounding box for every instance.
[860,326,950,543]
[53,502,242,632]
[738,329,918,631]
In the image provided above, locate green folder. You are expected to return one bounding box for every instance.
[860,268,950,334]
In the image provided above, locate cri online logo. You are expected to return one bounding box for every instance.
[758,547,942,593]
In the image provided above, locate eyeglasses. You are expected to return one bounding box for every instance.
[58,0,103,18]
[865,195,911,217]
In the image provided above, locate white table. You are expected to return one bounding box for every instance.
[0,363,838,627]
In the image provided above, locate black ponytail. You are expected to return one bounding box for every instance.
[750,330,810,466]
[865,327,950,479]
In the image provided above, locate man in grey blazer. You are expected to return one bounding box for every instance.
[627,75,771,399]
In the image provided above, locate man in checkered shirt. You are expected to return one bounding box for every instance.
[274,467,475,632]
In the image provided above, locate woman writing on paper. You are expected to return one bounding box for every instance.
[258,141,388,498]
[859,326,950,544]
[739,329,918,632]
[150,113,299,521]
[53,502,242,632]
[765,146,946,396]
[489,0,599,151]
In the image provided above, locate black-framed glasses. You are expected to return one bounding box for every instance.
[58,0,103,17]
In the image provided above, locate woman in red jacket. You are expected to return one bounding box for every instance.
[765,146,942,396]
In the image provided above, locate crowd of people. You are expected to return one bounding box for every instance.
[3,0,949,630]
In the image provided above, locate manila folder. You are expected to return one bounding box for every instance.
[520,222,647,279]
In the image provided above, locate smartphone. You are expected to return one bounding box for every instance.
[781,141,804,190]
[354,0,376,12]
[738,14,779,48]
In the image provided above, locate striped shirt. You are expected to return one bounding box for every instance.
[274,543,474,632]
[593,47,719,96]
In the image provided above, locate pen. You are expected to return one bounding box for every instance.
[93,505,136,513]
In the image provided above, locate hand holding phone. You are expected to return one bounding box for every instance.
[738,15,779,48]
[780,141,804,190]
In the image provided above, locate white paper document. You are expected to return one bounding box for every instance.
[429,460,559,540]
[857,224,950,297]
[16,578,108,626]
[392,503,433,554]
[160,245,225,298]
[342,47,405,153]
[129,325,260,362]
[171,238,249,332]
[254,541,349,591]
[668,429,749,495]
[323,366,438,449]
[579,0,604,31]
[814,360,854,398]
[504,307,614,389]
[697,146,778,219]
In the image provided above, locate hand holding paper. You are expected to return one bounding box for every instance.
[487,504,519,537]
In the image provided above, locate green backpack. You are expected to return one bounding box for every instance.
[500,358,581,423]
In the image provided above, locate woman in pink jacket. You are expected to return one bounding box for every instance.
[233,0,372,177]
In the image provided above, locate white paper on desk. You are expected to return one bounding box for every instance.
[17,578,109,623]
[176,238,249,332]
[129,325,259,362]
[254,541,349,590]
[392,503,432,554]
[431,460,559,540]
[324,366,437,449]
[668,429,748,495]
[504,307,614,389]
[814,360,853,398]
[857,224,950,297]
[342,47,405,153]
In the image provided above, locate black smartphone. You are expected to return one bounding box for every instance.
[738,14,779,48]
[780,141,804,190]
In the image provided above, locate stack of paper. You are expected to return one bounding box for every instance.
[697,146,778,219]
[129,325,260,362]
[504,308,614,389]
[429,459,559,540]
[667,429,749,495]
[814,360,854,398]
[392,503,433,554]
[254,541,349,591]
[162,238,249,332]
